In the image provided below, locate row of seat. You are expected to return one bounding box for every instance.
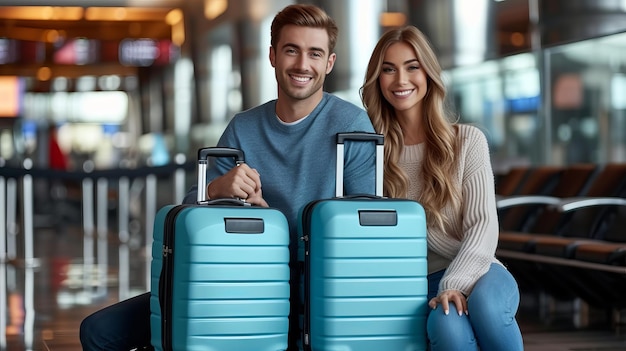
[494,163,626,310]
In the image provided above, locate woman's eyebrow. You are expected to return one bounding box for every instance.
[382,58,419,66]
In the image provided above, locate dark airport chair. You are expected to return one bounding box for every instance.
[495,165,532,197]
[498,164,597,232]
[570,236,626,308]
[496,164,597,296]
[497,163,599,246]
[530,164,626,258]
[496,163,626,299]
[533,194,626,308]
[498,163,626,252]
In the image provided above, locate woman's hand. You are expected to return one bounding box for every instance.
[429,290,468,316]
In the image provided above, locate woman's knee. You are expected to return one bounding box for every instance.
[469,265,520,320]
[427,305,477,351]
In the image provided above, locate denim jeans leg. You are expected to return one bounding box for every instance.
[80,292,153,351]
[467,263,524,351]
[426,263,524,351]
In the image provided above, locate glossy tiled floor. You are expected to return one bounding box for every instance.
[3,220,626,351]
[2,215,150,351]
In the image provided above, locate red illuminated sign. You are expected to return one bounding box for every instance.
[54,38,99,65]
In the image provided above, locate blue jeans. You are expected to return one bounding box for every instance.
[80,292,153,351]
[427,263,524,351]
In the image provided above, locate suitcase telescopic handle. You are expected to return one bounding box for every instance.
[336,132,384,145]
[196,147,245,203]
[335,132,384,197]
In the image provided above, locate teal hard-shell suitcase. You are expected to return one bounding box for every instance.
[150,147,290,351]
[298,132,429,351]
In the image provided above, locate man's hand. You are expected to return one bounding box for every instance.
[207,164,268,207]
[246,187,269,207]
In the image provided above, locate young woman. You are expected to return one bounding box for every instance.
[360,25,524,350]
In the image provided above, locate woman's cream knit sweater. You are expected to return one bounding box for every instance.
[399,124,503,296]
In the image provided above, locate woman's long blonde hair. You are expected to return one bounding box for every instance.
[360,25,461,232]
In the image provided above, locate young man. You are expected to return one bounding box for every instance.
[80,4,375,351]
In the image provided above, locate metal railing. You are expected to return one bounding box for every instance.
[0,156,195,350]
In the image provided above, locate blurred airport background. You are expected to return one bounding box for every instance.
[2,0,626,350]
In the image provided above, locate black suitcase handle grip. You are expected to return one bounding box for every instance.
[196,147,246,203]
[336,132,384,145]
[198,147,245,164]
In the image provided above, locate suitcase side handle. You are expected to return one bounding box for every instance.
[335,132,384,197]
[196,147,245,203]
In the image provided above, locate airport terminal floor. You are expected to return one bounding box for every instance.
[2,212,626,350]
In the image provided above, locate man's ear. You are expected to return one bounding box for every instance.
[326,52,336,74]
[269,46,276,67]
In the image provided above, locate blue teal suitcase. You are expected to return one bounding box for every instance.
[298,132,429,351]
[150,147,291,351]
